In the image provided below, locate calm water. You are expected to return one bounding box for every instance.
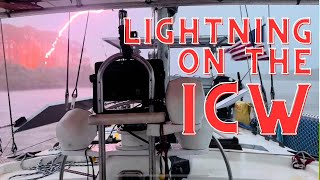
[0,88,92,127]
[241,79,319,116]
[0,80,318,156]
[0,80,318,126]
[0,81,318,126]
[0,88,92,156]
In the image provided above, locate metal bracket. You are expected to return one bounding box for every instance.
[118,10,134,60]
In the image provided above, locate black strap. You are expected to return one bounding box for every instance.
[296,0,301,5]
[0,138,2,153]
[126,130,149,144]
[89,157,96,180]
[159,155,163,174]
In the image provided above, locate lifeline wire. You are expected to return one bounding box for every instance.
[0,18,17,154]
[0,137,12,157]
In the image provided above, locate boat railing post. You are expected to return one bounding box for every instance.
[98,125,106,180]
[149,136,156,180]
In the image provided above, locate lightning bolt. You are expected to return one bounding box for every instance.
[45,10,104,60]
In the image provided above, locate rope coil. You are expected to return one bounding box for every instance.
[9,153,98,180]
[292,151,316,170]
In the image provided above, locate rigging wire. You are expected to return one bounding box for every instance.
[0,137,12,157]
[0,19,17,154]
[267,5,282,144]
[240,69,251,82]
[267,5,275,101]
[65,12,71,111]
[71,11,90,109]
[244,5,269,111]
[239,5,252,83]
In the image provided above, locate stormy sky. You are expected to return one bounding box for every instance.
[2,5,319,77]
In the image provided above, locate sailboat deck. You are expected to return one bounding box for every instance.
[0,148,318,180]
[0,127,317,179]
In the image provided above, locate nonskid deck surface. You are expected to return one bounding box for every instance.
[0,123,58,159]
[0,150,318,180]
[0,127,316,179]
[0,122,292,161]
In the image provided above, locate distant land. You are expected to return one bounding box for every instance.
[0,63,93,91]
[0,24,94,91]
[230,69,319,82]
[0,24,317,91]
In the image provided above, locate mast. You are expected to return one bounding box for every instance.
[157,7,171,90]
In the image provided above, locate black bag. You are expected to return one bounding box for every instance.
[212,75,242,120]
[169,156,190,180]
